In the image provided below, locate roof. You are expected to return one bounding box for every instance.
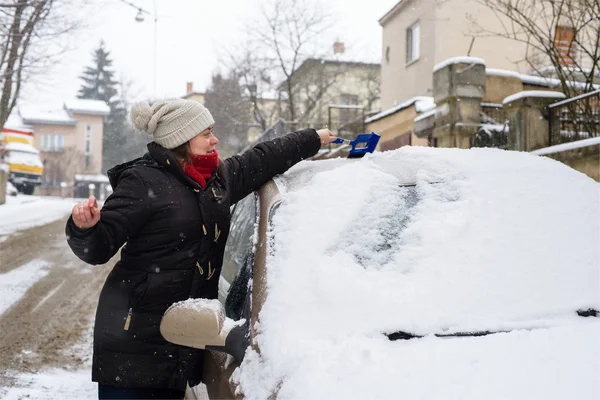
[379,0,409,26]
[365,96,435,123]
[19,106,77,126]
[64,99,110,116]
[278,58,380,90]
[182,91,205,101]
[3,111,34,133]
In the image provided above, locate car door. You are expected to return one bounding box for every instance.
[204,192,257,399]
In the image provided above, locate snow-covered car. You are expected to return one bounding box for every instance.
[161,147,600,399]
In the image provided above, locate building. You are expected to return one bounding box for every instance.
[277,57,381,137]
[17,99,110,197]
[370,0,598,153]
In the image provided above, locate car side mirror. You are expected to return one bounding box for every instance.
[160,298,249,363]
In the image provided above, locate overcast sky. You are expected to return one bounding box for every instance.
[19,0,399,109]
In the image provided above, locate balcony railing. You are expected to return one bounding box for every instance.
[549,90,600,146]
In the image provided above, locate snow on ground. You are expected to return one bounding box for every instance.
[1,315,97,400]
[0,260,50,315]
[0,194,96,399]
[234,146,600,399]
[0,194,79,238]
[2,369,97,400]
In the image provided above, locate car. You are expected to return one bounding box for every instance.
[161,146,600,399]
[6,180,18,196]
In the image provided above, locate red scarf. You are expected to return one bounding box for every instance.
[182,151,219,189]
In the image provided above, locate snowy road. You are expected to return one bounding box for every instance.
[0,211,115,399]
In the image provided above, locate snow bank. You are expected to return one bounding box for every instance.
[236,147,600,399]
[0,196,78,236]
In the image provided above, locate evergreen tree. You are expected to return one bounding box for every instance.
[203,72,251,158]
[77,41,147,171]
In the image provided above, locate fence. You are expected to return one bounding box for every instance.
[480,103,507,125]
[549,89,600,146]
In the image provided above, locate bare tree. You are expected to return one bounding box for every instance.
[222,0,342,130]
[0,0,81,131]
[42,146,85,186]
[470,0,600,98]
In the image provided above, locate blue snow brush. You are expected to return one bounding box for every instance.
[332,132,381,158]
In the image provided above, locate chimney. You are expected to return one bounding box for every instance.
[333,41,345,55]
[186,82,193,94]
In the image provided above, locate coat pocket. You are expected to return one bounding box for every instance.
[124,274,150,331]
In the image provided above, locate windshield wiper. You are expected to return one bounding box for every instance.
[387,310,599,341]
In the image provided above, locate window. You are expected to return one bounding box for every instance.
[406,22,420,64]
[41,134,64,152]
[554,25,577,67]
[84,124,92,155]
[220,194,257,299]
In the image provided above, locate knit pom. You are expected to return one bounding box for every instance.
[130,102,153,133]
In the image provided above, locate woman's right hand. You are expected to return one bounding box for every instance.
[316,129,337,145]
[72,195,101,230]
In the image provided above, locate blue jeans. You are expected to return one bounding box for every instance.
[98,383,185,399]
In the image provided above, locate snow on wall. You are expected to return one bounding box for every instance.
[531,137,600,156]
[433,56,485,73]
[503,90,566,104]
[365,97,435,124]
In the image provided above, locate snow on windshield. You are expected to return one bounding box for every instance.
[235,146,600,399]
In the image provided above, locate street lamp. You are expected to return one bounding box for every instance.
[118,0,158,97]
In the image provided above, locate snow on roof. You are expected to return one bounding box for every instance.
[19,106,77,126]
[531,137,600,156]
[4,111,33,132]
[64,99,110,116]
[485,68,521,79]
[503,90,566,104]
[433,56,485,73]
[520,74,599,91]
[485,67,599,91]
[74,174,109,183]
[236,147,600,399]
[365,96,435,124]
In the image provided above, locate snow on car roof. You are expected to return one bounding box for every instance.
[236,146,600,399]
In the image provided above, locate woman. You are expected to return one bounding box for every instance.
[66,98,336,399]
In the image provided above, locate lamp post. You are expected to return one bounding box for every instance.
[118,0,158,97]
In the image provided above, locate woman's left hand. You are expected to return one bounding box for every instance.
[316,129,337,145]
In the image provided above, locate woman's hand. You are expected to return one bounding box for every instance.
[72,195,101,230]
[316,129,337,145]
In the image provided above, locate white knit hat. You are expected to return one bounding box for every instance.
[130,99,215,149]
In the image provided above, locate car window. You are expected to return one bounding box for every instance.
[225,251,253,321]
[220,193,257,301]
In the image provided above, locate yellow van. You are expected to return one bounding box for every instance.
[0,128,43,195]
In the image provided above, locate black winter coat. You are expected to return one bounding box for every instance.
[65,129,321,391]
